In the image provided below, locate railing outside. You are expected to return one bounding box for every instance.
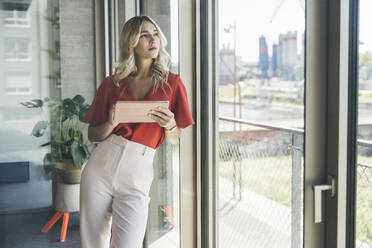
[218,116,372,248]
[356,140,372,248]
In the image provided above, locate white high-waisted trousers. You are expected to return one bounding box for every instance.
[80,134,156,248]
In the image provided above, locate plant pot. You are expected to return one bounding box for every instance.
[60,169,82,184]
[55,159,85,184]
[55,182,80,212]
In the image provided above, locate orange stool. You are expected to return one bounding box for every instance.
[162,205,175,228]
[41,211,79,242]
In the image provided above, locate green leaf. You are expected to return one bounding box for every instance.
[45,97,61,107]
[20,99,43,108]
[65,137,74,147]
[82,144,91,157]
[61,142,71,158]
[43,164,55,174]
[63,98,77,118]
[73,130,83,142]
[71,141,88,169]
[72,95,85,107]
[68,128,74,139]
[43,153,60,174]
[31,121,49,137]
[79,104,89,123]
[40,141,51,147]
[54,106,68,122]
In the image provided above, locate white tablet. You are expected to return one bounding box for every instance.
[114,100,170,123]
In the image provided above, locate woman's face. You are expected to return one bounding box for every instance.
[134,21,160,60]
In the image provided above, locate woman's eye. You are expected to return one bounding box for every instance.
[154,33,158,36]
[141,34,147,38]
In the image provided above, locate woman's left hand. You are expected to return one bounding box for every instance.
[148,106,176,129]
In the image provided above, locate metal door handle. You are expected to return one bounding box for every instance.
[313,175,336,223]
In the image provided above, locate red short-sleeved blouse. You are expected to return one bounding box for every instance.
[85,72,195,149]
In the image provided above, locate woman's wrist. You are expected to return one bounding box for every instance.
[165,124,177,132]
[165,119,177,132]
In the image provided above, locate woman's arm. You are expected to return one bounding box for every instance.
[88,103,118,142]
[164,125,181,144]
[88,122,116,142]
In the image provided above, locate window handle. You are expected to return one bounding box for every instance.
[313,175,336,223]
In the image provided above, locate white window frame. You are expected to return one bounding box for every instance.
[4,9,30,28]
[4,37,31,61]
[5,72,33,95]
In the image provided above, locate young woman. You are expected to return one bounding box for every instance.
[80,16,194,248]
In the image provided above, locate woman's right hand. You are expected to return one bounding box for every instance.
[88,103,119,142]
[108,103,119,128]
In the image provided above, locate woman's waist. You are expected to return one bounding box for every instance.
[112,126,164,149]
[104,133,157,156]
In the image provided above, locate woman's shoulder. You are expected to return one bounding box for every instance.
[96,74,113,87]
[167,71,182,87]
[103,74,116,85]
[98,74,119,90]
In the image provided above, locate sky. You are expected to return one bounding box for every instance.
[219,0,305,63]
[218,0,372,63]
[359,0,372,53]
[171,0,178,64]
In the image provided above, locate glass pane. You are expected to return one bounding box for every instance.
[3,8,29,26]
[140,1,180,247]
[17,10,28,19]
[0,1,54,213]
[5,72,32,94]
[18,39,29,52]
[0,0,96,246]
[356,0,372,247]
[218,0,305,247]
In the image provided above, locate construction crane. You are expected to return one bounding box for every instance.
[269,0,305,23]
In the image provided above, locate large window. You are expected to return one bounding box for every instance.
[140,1,180,247]
[0,0,96,246]
[217,0,305,247]
[356,0,372,246]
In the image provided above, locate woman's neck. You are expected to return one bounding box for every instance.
[135,58,153,79]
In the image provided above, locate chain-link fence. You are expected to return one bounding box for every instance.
[356,141,372,248]
[218,117,372,248]
[218,117,304,248]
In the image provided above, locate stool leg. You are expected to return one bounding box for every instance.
[60,212,70,242]
[41,212,63,233]
[163,205,175,228]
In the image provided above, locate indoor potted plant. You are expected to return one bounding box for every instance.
[21,94,92,184]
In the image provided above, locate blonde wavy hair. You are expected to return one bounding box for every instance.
[113,16,172,94]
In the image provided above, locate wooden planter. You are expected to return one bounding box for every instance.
[55,159,84,184]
